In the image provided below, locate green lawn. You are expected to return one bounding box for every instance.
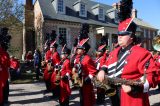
[10,62,44,84]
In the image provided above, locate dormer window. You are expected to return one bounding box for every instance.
[52,0,65,14]
[73,1,87,17]
[58,0,64,12]
[99,8,104,20]
[80,3,86,17]
[92,4,105,21]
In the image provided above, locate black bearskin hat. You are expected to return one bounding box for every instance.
[61,44,71,55]
[73,38,78,47]
[0,27,11,50]
[118,0,137,36]
[45,30,57,48]
[97,36,107,52]
[78,23,89,42]
[83,43,90,53]
[59,34,66,47]
[77,38,90,53]
[118,0,133,22]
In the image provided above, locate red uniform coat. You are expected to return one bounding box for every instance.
[44,51,60,81]
[0,47,10,103]
[26,54,33,61]
[95,53,107,71]
[102,45,157,106]
[59,59,71,103]
[10,58,20,70]
[45,50,52,62]
[153,54,160,83]
[75,54,97,106]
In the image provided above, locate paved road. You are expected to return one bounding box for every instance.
[6,82,160,106]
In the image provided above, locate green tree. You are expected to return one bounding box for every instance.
[0,0,23,27]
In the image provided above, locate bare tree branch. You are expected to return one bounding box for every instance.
[0,0,24,26]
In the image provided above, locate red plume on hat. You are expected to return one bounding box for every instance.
[50,40,57,48]
[77,38,89,49]
[97,36,107,52]
[77,38,90,53]
[98,44,106,52]
[78,23,89,42]
[61,44,71,54]
[118,0,137,35]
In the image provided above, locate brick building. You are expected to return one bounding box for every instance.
[109,3,159,50]
[23,0,158,56]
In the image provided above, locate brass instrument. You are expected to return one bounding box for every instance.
[54,65,62,85]
[152,35,160,51]
[93,75,144,96]
[47,62,53,73]
[72,67,83,87]
[41,61,47,71]
[41,61,46,67]
[54,70,61,85]
[93,76,116,97]
[105,76,144,86]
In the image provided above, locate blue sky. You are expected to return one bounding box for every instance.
[95,0,160,32]
[20,0,160,32]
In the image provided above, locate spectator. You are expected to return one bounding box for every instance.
[9,56,20,80]
[26,51,33,62]
[34,49,42,80]
[25,51,33,68]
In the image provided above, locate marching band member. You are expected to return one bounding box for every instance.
[97,0,158,106]
[75,38,97,106]
[153,52,160,90]
[0,27,11,105]
[94,37,108,104]
[43,40,60,93]
[58,45,72,106]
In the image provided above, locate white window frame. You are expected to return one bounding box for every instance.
[57,0,64,13]
[114,10,119,23]
[79,3,86,17]
[58,27,67,44]
[98,8,104,21]
[59,27,67,37]
[144,29,147,38]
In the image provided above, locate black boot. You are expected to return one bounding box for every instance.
[60,97,69,106]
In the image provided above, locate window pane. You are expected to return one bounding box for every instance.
[80,4,85,16]
[58,0,63,12]
[99,8,104,19]
[59,28,67,45]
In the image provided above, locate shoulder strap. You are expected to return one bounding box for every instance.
[79,55,85,64]
[143,60,150,83]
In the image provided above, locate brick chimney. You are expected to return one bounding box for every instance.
[23,0,35,59]
[132,9,137,18]
[25,0,33,10]
[112,3,119,9]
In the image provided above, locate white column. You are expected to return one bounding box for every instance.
[148,30,151,50]
[67,28,71,48]
[22,23,26,61]
[143,29,147,48]
[108,33,112,51]
[89,31,96,56]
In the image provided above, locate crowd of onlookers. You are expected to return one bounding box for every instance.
[9,49,42,81]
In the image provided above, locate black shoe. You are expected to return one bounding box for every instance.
[96,99,105,105]
[0,103,4,106]
[157,88,160,91]
[43,90,50,95]
[4,101,10,105]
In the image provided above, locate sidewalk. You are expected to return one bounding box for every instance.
[7,82,160,106]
